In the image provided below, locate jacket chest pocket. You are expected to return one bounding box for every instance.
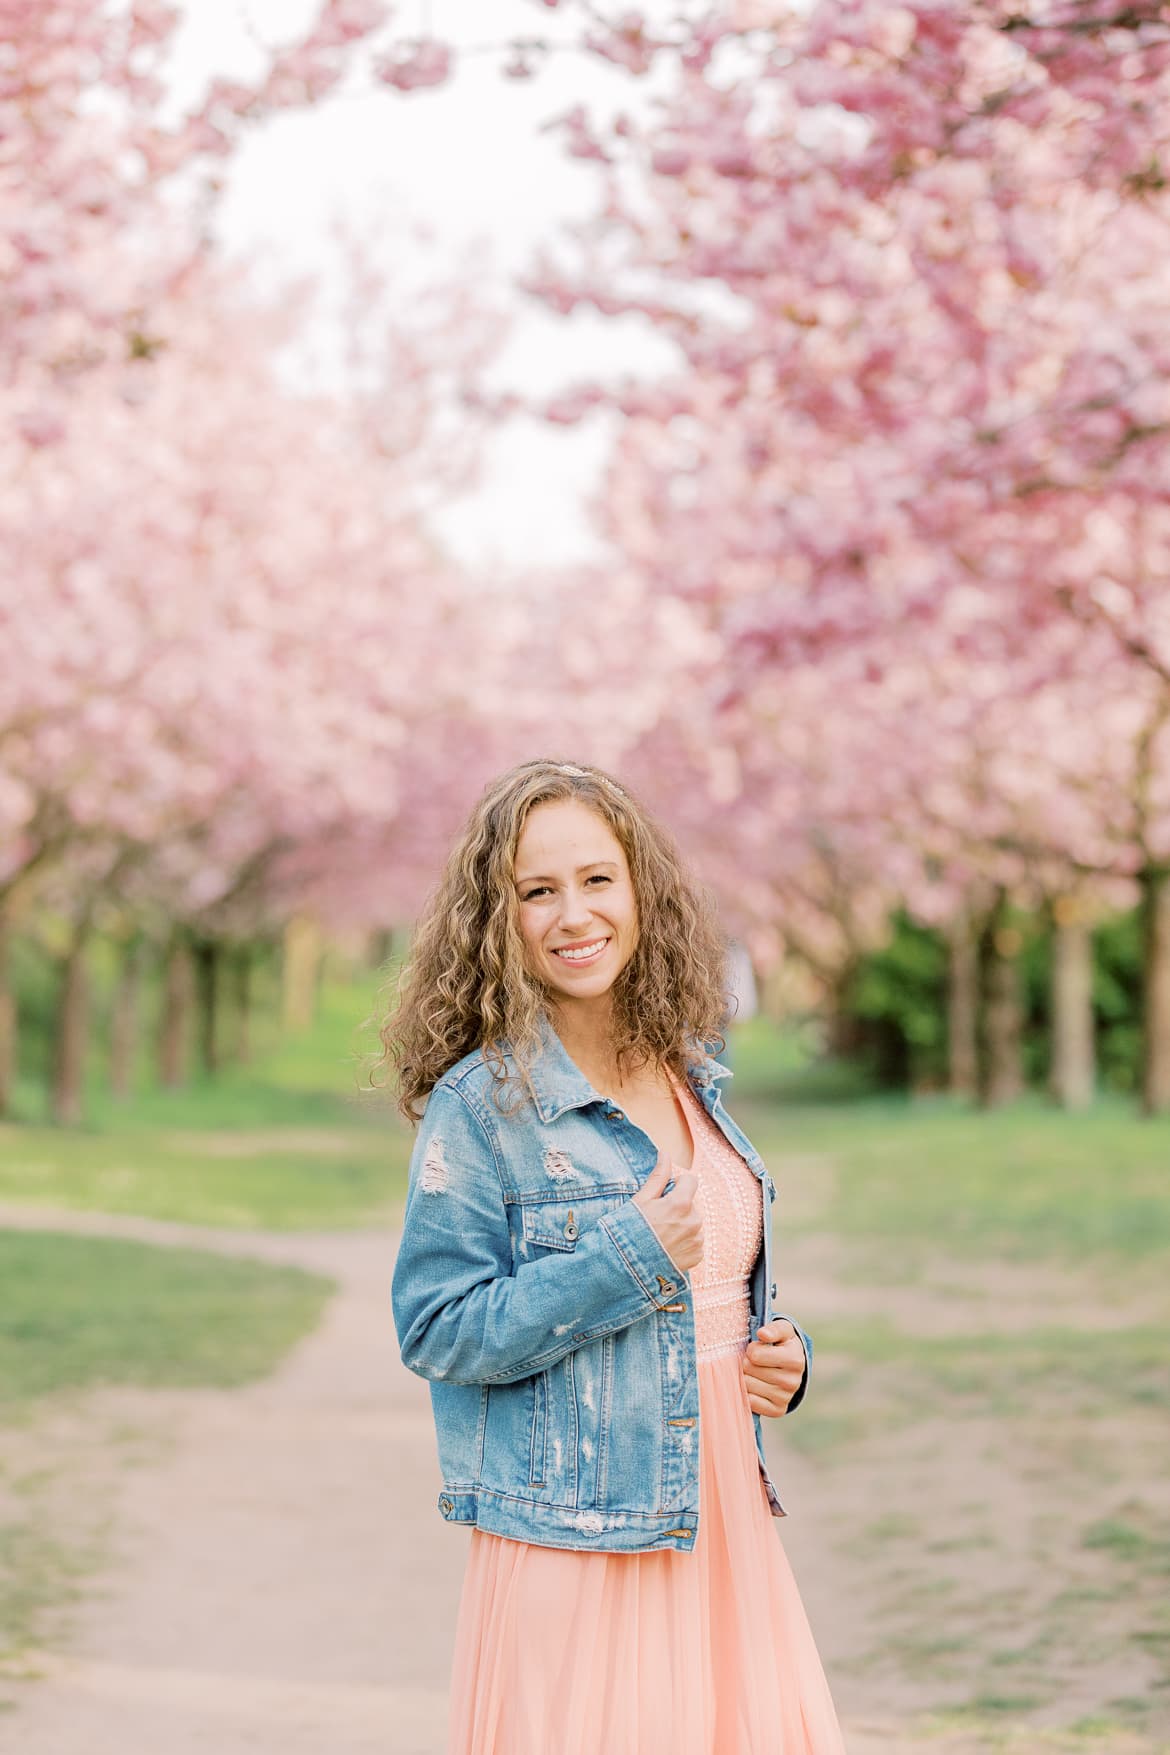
[520,1193,627,1255]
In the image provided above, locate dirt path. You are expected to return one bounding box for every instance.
[1,1205,462,1755]
[0,1202,1142,1755]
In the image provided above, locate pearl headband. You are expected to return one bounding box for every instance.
[522,759,627,801]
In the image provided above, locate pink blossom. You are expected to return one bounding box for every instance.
[373,40,452,92]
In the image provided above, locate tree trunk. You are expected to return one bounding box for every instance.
[822,962,862,1059]
[158,933,193,1090]
[51,925,91,1125]
[1049,898,1095,1111]
[232,942,254,1065]
[367,926,394,971]
[977,900,1024,1108]
[282,914,321,1033]
[109,933,145,1101]
[946,913,978,1098]
[1140,864,1170,1117]
[0,900,15,1119]
[192,937,221,1077]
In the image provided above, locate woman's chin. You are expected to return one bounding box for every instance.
[550,973,617,1003]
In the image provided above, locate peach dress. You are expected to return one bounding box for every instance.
[445,1079,847,1754]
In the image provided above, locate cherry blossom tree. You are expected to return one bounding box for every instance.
[0,3,542,1120]
[507,0,1170,1110]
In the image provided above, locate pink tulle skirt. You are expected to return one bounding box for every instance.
[446,1343,847,1754]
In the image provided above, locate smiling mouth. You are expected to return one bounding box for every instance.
[550,938,610,965]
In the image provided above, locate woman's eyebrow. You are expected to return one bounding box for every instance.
[515,859,619,885]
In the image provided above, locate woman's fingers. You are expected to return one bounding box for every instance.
[668,1168,699,1205]
[743,1371,800,1415]
[631,1158,704,1271]
[740,1361,806,1389]
[742,1326,804,1417]
[744,1334,803,1370]
[742,1334,804,1413]
[634,1160,672,1200]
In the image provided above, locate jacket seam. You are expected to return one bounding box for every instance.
[440,1053,491,1093]
[464,1484,691,1520]
[440,1078,506,1198]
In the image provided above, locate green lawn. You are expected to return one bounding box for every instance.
[0,971,412,1229]
[0,1231,333,1407]
[725,1016,1170,1267]
[0,1120,409,1231]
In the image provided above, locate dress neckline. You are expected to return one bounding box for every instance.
[666,1070,698,1175]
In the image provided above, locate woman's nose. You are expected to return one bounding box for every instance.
[557,889,593,932]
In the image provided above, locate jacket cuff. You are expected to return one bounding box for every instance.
[600,1200,691,1308]
[773,1310,812,1415]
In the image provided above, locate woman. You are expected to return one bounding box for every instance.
[386,759,846,1754]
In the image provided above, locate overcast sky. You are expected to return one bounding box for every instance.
[167,0,680,571]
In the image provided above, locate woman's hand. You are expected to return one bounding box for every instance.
[742,1320,805,1417]
[631,1160,704,1273]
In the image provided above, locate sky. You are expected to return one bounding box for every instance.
[167,0,682,572]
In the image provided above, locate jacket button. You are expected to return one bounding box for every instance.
[770,1283,777,1299]
[564,1217,579,1241]
[606,1108,623,1121]
[439,1496,453,1514]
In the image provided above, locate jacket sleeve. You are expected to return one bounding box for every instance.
[773,1311,812,1415]
[391,1080,687,1387]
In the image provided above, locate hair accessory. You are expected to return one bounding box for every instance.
[525,759,628,800]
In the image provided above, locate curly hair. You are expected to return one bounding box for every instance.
[373,757,730,1123]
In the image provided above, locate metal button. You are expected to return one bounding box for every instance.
[439,1496,453,1514]
[606,1108,623,1121]
[770,1282,777,1299]
[563,1210,579,1241]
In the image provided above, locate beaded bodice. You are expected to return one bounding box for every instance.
[670,1080,764,1360]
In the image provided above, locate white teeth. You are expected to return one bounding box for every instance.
[553,941,606,961]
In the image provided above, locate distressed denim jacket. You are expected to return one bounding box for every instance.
[391,1014,812,1555]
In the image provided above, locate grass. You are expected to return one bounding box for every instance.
[0,1516,98,1680]
[1083,1515,1170,1571]
[750,1087,1170,1259]
[0,1231,334,1407]
[722,1017,1170,1266]
[0,1122,409,1230]
[0,968,413,1229]
[805,1318,1170,1416]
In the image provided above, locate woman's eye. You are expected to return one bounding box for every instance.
[521,875,611,902]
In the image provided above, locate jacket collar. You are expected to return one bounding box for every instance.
[528,1010,732,1124]
[528,1010,603,1122]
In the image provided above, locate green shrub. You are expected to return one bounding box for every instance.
[839,906,1144,1094]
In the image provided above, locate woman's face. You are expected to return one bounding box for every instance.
[513,798,639,1005]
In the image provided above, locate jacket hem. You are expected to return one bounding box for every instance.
[436,1484,702,1553]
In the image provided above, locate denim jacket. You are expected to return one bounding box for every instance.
[391,1014,812,1555]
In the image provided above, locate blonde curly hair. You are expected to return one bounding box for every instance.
[374,757,730,1122]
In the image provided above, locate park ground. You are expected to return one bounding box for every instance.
[0,983,1168,1754]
